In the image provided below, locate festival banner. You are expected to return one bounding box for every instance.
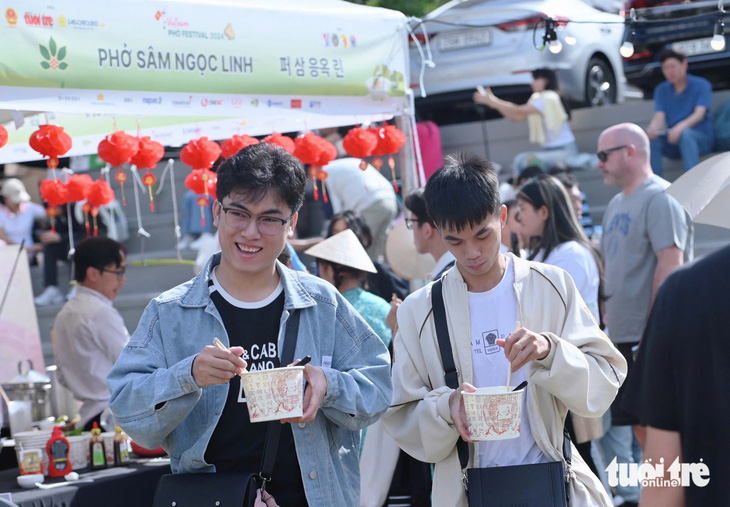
[0,0,409,117]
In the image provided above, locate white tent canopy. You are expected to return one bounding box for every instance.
[0,0,410,163]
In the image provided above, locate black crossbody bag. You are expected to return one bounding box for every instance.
[431,280,570,507]
[152,311,301,507]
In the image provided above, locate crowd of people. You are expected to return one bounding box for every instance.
[2,49,726,506]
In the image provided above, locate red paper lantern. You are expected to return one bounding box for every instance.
[369,125,406,192]
[65,174,93,202]
[316,140,337,167]
[370,125,406,156]
[294,133,326,166]
[184,169,217,198]
[181,137,221,171]
[263,133,295,154]
[0,125,8,149]
[343,127,378,169]
[128,137,164,211]
[40,179,69,233]
[221,134,259,159]
[85,179,115,236]
[295,134,337,201]
[97,131,139,167]
[129,136,164,170]
[29,124,73,171]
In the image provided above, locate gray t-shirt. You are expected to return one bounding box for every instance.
[601,175,692,344]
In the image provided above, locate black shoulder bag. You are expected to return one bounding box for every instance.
[431,280,571,507]
[152,311,301,507]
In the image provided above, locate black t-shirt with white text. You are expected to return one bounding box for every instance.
[204,271,307,505]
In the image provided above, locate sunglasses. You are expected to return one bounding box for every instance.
[596,145,628,162]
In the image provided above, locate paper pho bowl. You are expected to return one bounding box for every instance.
[240,366,304,423]
[462,386,524,441]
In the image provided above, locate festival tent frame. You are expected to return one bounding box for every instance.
[0,0,422,185]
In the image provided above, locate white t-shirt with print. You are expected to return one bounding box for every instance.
[468,256,547,468]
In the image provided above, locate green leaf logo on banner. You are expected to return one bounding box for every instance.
[39,37,68,71]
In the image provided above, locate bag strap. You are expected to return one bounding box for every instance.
[431,280,470,470]
[258,310,301,485]
[431,280,572,474]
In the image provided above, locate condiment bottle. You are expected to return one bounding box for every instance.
[113,426,130,465]
[89,422,107,470]
[46,426,72,477]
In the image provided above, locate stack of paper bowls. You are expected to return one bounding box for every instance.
[14,430,52,473]
[67,433,92,469]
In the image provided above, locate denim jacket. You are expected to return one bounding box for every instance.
[107,253,392,506]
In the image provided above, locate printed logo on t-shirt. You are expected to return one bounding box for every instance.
[473,329,502,355]
[238,341,279,403]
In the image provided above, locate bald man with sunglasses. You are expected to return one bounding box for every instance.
[596,123,692,506]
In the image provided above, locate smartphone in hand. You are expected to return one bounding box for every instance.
[476,85,487,95]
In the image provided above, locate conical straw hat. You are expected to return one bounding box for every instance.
[385,219,435,281]
[304,229,377,273]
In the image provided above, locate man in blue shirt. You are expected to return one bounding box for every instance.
[646,48,713,176]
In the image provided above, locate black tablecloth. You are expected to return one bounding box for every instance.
[0,459,171,507]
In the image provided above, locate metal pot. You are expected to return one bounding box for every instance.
[1,359,53,426]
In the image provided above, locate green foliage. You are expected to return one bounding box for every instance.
[39,44,50,60]
[345,0,450,18]
[49,37,57,57]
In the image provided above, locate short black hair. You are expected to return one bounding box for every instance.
[74,236,126,282]
[424,153,500,232]
[216,142,306,213]
[404,188,433,225]
[658,48,686,64]
[517,165,543,186]
[326,210,372,249]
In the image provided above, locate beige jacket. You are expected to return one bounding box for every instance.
[382,254,626,506]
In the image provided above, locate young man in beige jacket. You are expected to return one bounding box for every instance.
[382,153,627,506]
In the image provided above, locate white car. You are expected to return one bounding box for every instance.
[410,0,626,115]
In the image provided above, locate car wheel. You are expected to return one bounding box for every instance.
[584,57,616,107]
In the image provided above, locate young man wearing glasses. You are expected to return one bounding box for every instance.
[596,123,692,507]
[108,143,392,506]
[53,236,129,430]
[404,187,454,281]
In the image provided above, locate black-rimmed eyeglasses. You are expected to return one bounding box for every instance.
[219,202,293,236]
[404,217,427,230]
[101,267,126,280]
[596,145,628,162]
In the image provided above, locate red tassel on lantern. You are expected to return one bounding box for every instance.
[196,195,211,227]
[82,202,91,236]
[129,136,164,211]
[40,179,69,233]
[114,169,127,205]
[343,127,378,170]
[370,125,405,192]
[263,133,295,154]
[142,171,157,212]
[185,170,217,226]
[29,125,73,178]
[85,180,115,236]
[317,169,330,204]
[0,125,8,149]
[221,134,259,159]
